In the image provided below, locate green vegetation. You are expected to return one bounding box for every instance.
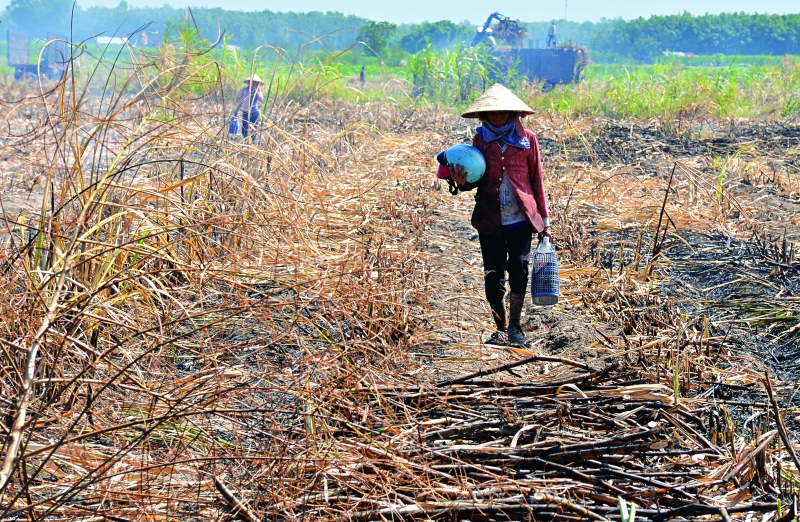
[400,21,474,53]
[592,12,800,60]
[527,58,800,120]
[4,1,369,51]
[5,21,799,125]
[3,0,73,36]
[3,2,800,123]
[3,2,800,63]
[406,43,504,101]
[302,49,800,122]
[219,47,800,123]
[356,21,397,57]
[657,54,793,67]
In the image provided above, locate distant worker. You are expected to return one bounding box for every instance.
[547,21,557,47]
[485,28,497,47]
[234,74,264,138]
[360,65,365,87]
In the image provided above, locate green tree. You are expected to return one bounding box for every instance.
[589,12,800,61]
[357,21,397,57]
[5,0,75,37]
[399,20,472,53]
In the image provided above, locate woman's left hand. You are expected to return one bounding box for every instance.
[450,164,468,187]
[538,227,553,241]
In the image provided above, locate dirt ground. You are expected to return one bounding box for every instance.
[417,209,598,384]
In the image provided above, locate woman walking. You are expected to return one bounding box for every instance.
[447,84,552,347]
[234,74,264,138]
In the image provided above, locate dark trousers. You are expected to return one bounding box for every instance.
[242,111,259,137]
[547,35,556,46]
[479,224,533,303]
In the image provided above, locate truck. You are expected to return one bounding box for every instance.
[471,13,590,87]
[493,45,590,87]
[7,31,67,81]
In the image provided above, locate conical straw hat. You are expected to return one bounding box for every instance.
[461,83,534,118]
[245,74,263,84]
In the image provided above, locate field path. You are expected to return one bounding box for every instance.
[318,114,800,521]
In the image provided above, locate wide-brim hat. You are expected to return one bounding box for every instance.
[461,83,534,118]
[245,74,263,84]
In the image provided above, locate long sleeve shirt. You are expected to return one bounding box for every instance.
[235,85,264,114]
[460,128,550,237]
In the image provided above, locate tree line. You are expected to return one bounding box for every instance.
[2,1,800,61]
[591,12,800,61]
[366,14,800,61]
[1,0,369,52]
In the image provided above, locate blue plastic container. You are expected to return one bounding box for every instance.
[228,117,241,135]
[532,236,559,306]
[444,144,486,183]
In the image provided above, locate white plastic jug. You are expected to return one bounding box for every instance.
[532,236,559,306]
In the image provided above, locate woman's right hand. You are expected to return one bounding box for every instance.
[450,164,467,187]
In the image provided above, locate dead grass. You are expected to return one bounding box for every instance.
[0,37,798,521]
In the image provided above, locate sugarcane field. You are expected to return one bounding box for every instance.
[0,5,800,522]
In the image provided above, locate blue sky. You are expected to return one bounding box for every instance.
[1,0,796,23]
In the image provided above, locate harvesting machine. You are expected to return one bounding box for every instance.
[471,13,590,87]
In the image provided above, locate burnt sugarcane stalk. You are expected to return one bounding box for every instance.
[651,502,779,521]
[436,356,597,387]
[532,457,629,496]
[516,426,661,456]
[586,459,696,501]
[764,372,800,472]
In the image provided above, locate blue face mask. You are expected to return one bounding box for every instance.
[477,116,530,149]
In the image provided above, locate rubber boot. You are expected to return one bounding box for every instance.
[486,300,508,346]
[489,300,507,332]
[508,292,527,346]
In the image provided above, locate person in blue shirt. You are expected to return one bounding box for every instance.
[234,75,264,138]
